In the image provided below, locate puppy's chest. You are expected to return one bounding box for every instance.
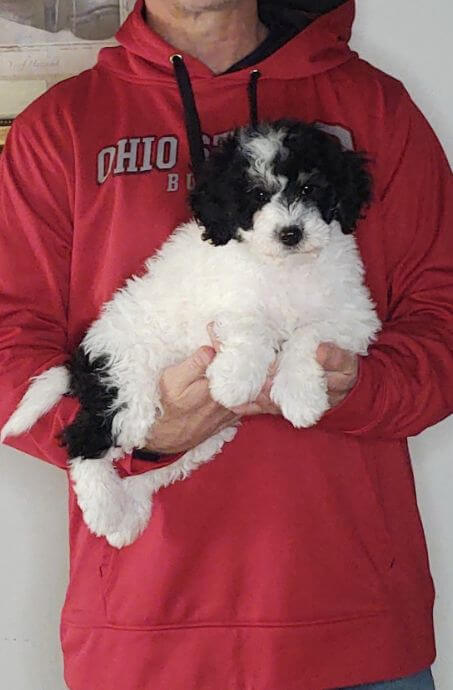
[261,265,330,332]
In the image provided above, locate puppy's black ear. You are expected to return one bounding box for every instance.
[279,120,373,234]
[190,134,249,246]
[333,150,372,234]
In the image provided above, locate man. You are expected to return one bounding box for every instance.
[0,0,451,688]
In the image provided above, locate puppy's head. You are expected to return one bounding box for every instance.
[190,119,372,260]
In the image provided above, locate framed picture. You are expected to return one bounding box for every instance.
[0,116,12,152]
[0,0,136,137]
[120,0,135,22]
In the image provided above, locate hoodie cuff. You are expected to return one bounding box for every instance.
[316,355,384,435]
[132,448,165,462]
[116,449,183,477]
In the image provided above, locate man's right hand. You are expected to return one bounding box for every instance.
[142,347,239,455]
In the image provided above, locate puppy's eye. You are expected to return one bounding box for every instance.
[301,184,314,197]
[254,189,270,203]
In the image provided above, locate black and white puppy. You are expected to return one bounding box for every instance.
[1,120,380,548]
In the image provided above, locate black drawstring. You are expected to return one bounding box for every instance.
[248,69,261,129]
[171,54,262,178]
[171,54,205,180]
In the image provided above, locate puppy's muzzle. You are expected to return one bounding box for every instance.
[279,226,303,247]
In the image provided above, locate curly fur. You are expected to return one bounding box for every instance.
[191,120,372,245]
[1,119,380,549]
[61,349,120,459]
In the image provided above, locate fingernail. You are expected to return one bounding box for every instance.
[197,346,215,366]
[317,344,328,362]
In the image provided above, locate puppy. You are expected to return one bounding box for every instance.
[1,119,380,548]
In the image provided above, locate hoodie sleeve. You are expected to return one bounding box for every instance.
[318,92,453,440]
[0,114,79,469]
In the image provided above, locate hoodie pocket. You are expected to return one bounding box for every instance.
[98,430,399,628]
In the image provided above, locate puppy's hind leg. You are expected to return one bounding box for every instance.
[62,407,146,546]
[105,425,240,549]
[69,450,129,539]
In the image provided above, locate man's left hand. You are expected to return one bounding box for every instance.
[315,343,358,409]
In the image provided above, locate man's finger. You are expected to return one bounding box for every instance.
[207,323,222,353]
[268,358,279,377]
[325,371,354,393]
[219,415,242,431]
[317,343,354,372]
[328,392,346,408]
[230,401,263,416]
[163,346,216,394]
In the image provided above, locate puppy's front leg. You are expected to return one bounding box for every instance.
[206,314,276,409]
[270,326,329,428]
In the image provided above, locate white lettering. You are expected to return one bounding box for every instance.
[97,146,116,184]
[212,131,231,147]
[315,123,354,151]
[167,173,179,192]
[202,133,211,159]
[98,130,239,184]
[156,137,178,170]
[186,173,195,191]
[140,136,155,172]
[114,137,141,174]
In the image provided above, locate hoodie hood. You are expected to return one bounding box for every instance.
[99,0,355,83]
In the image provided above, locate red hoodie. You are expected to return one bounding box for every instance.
[0,1,452,688]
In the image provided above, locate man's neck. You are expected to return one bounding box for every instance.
[144,1,269,74]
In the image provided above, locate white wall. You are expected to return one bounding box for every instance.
[0,1,451,688]
[351,3,453,688]
[0,448,68,690]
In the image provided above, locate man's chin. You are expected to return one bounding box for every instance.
[174,0,241,13]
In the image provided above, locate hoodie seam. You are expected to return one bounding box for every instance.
[62,608,392,632]
[93,54,358,86]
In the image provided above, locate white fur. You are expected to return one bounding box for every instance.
[1,133,380,549]
[0,367,70,441]
[69,426,236,548]
[241,124,287,189]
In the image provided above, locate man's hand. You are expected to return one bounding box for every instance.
[316,343,358,408]
[142,347,239,454]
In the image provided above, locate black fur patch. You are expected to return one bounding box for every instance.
[275,119,372,233]
[190,134,271,246]
[60,348,120,460]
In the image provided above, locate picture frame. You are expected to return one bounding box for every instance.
[0,117,13,152]
[0,1,135,129]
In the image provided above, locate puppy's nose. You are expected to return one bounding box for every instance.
[279,225,303,247]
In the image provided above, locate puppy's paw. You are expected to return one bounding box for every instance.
[79,485,127,538]
[206,351,265,408]
[104,494,153,549]
[271,368,329,428]
[75,467,153,546]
